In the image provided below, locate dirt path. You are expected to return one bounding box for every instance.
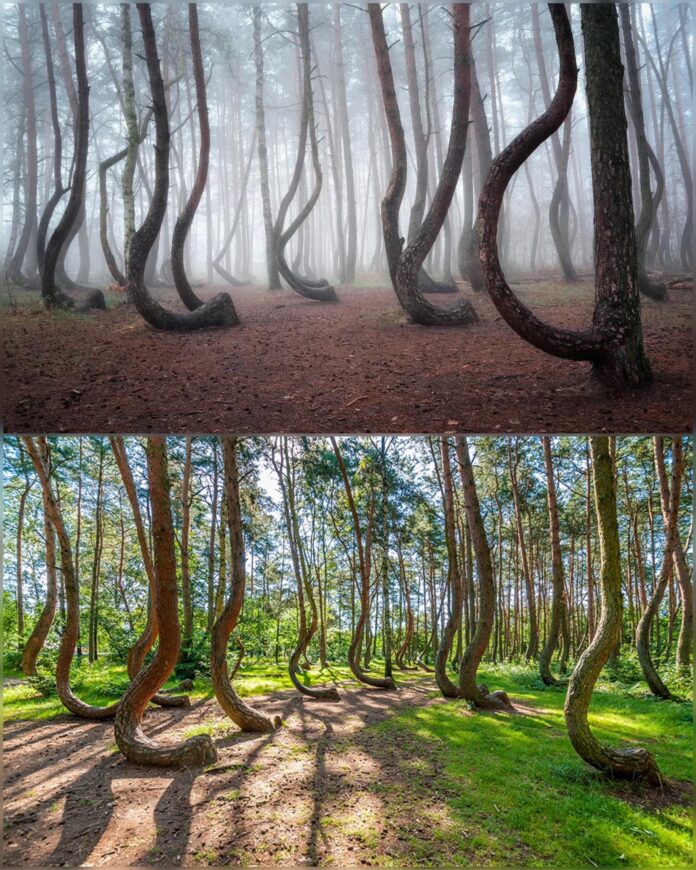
[3,282,692,433]
[3,678,448,867]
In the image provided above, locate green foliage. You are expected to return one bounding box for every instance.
[27,668,57,698]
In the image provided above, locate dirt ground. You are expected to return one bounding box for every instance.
[2,280,692,434]
[3,679,450,867]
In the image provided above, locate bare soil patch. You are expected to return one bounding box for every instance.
[2,281,692,434]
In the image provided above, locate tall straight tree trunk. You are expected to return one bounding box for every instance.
[333,5,357,283]
[179,437,194,663]
[619,6,667,300]
[539,437,567,684]
[508,441,539,660]
[115,438,217,765]
[564,437,661,784]
[88,445,105,662]
[8,6,38,286]
[252,7,281,290]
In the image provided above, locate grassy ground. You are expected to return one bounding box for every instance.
[1,658,428,721]
[3,660,692,866]
[367,666,692,867]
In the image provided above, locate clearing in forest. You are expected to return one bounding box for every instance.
[2,667,692,868]
[2,281,692,434]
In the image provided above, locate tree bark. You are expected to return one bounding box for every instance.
[114,438,217,765]
[211,438,282,731]
[331,438,396,690]
[368,3,477,325]
[619,6,667,301]
[635,438,683,699]
[478,4,652,390]
[455,437,512,710]
[126,4,237,330]
[110,436,189,708]
[41,7,104,312]
[22,437,119,719]
[564,437,662,784]
[539,437,567,685]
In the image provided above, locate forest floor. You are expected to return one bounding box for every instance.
[2,278,692,434]
[2,664,692,868]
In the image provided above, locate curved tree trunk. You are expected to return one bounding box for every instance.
[211,438,282,731]
[171,5,225,312]
[619,6,666,301]
[478,4,652,390]
[272,5,337,302]
[635,438,683,699]
[275,440,340,701]
[564,437,662,784]
[368,3,477,326]
[539,437,567,685]
[434,439,464,698]
[455,437,512,710]
[21,482,58,676]
[126,4,237,331]
[41,7,104,312]
[332,437,396,690]
[114,438,218,766]
[110,437,189,709]
[22,437,119,719]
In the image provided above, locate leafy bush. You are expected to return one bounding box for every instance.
[174,633,211,680]
[27,669,57,698]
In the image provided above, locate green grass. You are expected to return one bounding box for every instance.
[1,658,427,722]
[363,665,693,867]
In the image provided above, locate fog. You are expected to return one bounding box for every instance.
[1,2,691,294]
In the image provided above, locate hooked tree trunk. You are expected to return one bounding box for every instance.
[23,437,119,718]
[635,438,683,699]
[332,437,396,690]
[114,438,218,766]
[478,4,652,390]
[368,3,477,325]
[564,437,662,784]
[125,4,237,330]
[211,438,282,731]
[455,437,513,710]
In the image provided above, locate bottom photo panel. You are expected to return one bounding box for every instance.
[2,434,693,869]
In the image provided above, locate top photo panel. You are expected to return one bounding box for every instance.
[1,2,692,435]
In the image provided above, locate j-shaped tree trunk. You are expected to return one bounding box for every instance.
[539,437,568,685]
[564,437,662,785]
[455,437,513,710]
[211,438,282,731]
[22,437,119,719]
[332,437,396,690]
[115,438,218,766]
[21,474,58,677]
[171,4,219,311]
[635,437,683,699]
[41,7,104,312]
[126,4,237,330]
[272,5,337,302]
[434,438,464,698]
[110,437,189,709]
[368,3,477,326]
[619,6,667,301]
[478,4,652,391]
[275,440,340,700]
